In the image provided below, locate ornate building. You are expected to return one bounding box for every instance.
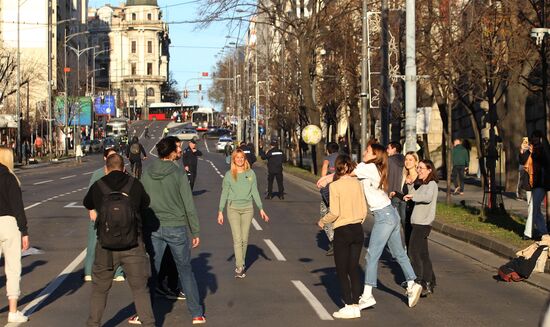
[88,0,170,118]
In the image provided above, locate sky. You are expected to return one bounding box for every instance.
[88,0,247,110]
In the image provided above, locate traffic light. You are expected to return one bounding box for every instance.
[198,84,202,91]
[183,90,188,98]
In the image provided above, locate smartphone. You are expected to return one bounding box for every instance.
[393,192,405,201]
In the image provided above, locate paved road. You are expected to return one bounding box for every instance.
[1,121,548,326]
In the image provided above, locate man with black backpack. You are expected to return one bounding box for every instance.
[127,136,147,179]
[83,154,155,327]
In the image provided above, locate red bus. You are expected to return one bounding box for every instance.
[148,102,180,120]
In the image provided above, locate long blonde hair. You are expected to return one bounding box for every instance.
[0,147,20,185]
[403,151,419,183]
[230,148,251,180]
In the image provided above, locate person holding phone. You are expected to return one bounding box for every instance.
[403,159,438,297]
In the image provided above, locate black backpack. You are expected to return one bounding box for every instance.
[95,178,139,250]
[497,245,547,282]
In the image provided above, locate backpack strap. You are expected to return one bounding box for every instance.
[97,179,112,195]
[121,177,134,196]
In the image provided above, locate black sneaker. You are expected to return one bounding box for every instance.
[156,286,178,300]
[265,194,273,200]
[177,291,186,300]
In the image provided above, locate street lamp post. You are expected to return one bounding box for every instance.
[532,26,550,140]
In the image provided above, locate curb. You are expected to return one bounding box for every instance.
[258,162,550,281]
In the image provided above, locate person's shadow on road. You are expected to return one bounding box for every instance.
[192,252,218,311]
[225,244,271,271]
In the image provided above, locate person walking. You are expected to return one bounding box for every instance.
[401,151,421,248]
[261,140,285,200]
[83,148,125,282]
[519,141,534,240]
[320,142,340,256]
[0,147,30,323]
[387,142,406,224]
[239,141,256,166]
[127,136,147,179]
[182,139,203,190]
[224,141,234,165]
[451,138,469,195]
[404,159,438,297]
[83,154,154,327]
[318,154,367,319]
[141,137,206,325]
[218,149,269,278]
[318,144,423,309]
[526,130,550,239]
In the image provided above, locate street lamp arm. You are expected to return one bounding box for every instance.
[65,31,89,43]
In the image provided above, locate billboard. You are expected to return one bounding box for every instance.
[94,95,116,115]
[54,97,93,126]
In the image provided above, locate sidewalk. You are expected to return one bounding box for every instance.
[261,162,550,292]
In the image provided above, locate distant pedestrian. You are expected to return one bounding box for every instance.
[526,130,550,238]
[83,154,154,327]
[0,147,30,323]
[239,141,256,166]
[402,151,421,248]
[140,137,206,325]
[261,140,285,200]
[224,142,233,165]
[127,136,147,179]
[451,138,469,195]
[182,139,203,190]
[404,159,438,297]
[317,144,423,309]
[519,139,534,240]
[320,142,340,256]
[387,142,406,224]
[318,154,367,319]
[76,143,84,164]
[517,137,530,199]
[218,149,269,278]
[83,148,125,283]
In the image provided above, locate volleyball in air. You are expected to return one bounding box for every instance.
[302,125,322,145]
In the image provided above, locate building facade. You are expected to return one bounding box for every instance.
[88,0,170,119]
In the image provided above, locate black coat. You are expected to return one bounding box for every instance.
[0,164,28,235]
[182,146,203,172]
[261,147,285,173]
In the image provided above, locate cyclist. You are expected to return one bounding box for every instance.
[127,136,147,179]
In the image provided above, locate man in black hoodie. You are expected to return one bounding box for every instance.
[387,142,406,225]
[261,140,285,199]
[83,154,154,327]
[127,136,147,179]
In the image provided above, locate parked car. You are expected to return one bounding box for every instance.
[170,128,199,142]
[203,128,233,139]
[216,136,234,152]
[80,140,91,154]
[81,139,103,154]
[103,137,120,152]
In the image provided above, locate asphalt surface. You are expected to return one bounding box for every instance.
[1,120,548,326]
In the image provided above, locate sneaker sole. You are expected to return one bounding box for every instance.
[358,299,376,310]
[408,289,421,308]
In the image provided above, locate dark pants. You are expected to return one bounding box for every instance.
[130,160,143,180]
[87,241,154,327]
[451,165,465,191]
[187,170,197,190]
[408,224,435,285]
[267,172,284,196]
[333,223,364,305]
[391,197,407,227]
[158,247,179,291]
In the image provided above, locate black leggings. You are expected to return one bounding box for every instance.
[333,223,364,305]
[408,224,435,284]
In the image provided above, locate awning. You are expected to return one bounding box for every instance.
[0,115,17,128]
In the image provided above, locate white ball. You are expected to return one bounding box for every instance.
[302,125,322,145]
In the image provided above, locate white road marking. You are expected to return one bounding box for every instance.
[204,139,210,153]
[251,218,263,231]
[291,280,334,321]
[60,175,76,180]
[20,250,87,318]
[203,159,224,178]
[24,187,87,211]
[149,142,158,158]
[83,171,94,175]
[33,179,53,185]
[264,239,286,261]
[64,202,85,208]
[24,202,42,210]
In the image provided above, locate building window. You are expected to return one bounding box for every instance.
[146,87,155,97]
[129,87,137,97]
[132,13,136,21]
[147,63,153,75]
[131,63,137,75]
[147,41,153,54]
[147,13,152,20]
[131,41,136,54]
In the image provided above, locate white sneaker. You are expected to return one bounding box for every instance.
[407,283,422,308]
[332,304,360,319]
[358,295,376,310]
[113,275,125,282]
[8,310,28,323]
[84,275,92,282]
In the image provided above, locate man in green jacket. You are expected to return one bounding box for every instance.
[140,137,206,325]
[451,138,469,195]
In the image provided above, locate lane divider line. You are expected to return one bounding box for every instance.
[20,249,87,318]
[203,138,210,153]
[291,280,334,321]
[264,239,286,261]
[251,218,263,231]
[33,180,53,185]
[60,175,76,180]
[24,187,87,211]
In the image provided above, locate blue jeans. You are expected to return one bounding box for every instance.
[151,226,203,318]
[364,205,417,287]
[532,188,549,235]
[84,220,123,278]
